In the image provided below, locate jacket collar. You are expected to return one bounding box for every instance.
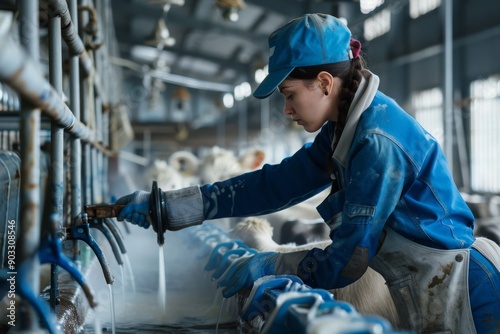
[332,69,380,167]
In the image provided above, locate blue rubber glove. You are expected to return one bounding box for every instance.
[115,186,204,231]
[218,252,279,298]
[115,190,151,229]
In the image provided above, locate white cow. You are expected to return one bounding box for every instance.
[146,159,188,191]
[168,150,201,186]
[229,217,401,329]
[198,146,265,184]
[197,146,330,241]
[147,150,202,191]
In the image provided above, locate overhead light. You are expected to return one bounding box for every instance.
[360,0,384,14]
[145,18,176,48]
[147,0,185,6]
[222,7,239,22]
[234,82,251,101]
[223,93,234,108]
[216,0,245,22]
[254,65,268,84]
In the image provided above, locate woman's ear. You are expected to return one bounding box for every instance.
[317,71,335,96]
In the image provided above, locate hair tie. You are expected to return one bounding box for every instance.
[349,38,362,59]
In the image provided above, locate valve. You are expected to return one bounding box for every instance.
[149,180,168,245]
[84,181,168,246]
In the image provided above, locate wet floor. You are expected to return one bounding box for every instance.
[82,224,239,334]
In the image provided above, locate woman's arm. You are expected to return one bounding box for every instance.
[200,122,335,220]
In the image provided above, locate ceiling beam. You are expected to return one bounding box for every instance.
[117,42,250,74]
[244,0,308,17]
[111,1,269,44]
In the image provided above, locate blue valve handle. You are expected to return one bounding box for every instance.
[17,261,60,334]
[65,223,115,285]
[38,236,98,308]
[88,218,124,266]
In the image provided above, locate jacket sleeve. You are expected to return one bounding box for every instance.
[298,130,415,289]
[200,122,335,220]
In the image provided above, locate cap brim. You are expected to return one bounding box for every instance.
[253,67,294,99]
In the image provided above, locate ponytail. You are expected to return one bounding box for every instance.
[333,57,364,150]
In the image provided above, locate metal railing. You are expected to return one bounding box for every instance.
[0,0,126,331]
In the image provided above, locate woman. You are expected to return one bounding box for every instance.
[116,13,500,333]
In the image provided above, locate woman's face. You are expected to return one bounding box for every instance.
[278,72,342,132]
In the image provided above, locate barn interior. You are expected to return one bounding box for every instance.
[0,0,500,333]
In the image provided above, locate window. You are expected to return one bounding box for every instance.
[410,0,441,19]
[364,9,391,41]
[412,88,444,149]
[360,0,384,14]
[470,75,500,193]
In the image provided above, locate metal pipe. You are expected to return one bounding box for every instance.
[0,33,109,151]
[48,9,64,313]
[79,0,92,209]
[102,109,109,201]
[78,2,107,103]
[69,0,82,223]
[217,109,226,148]
[45,0,99,85]
[103,218,127,254]
[238,99,248,154]
[79,4,104,50]
[88,219,123,266]
[117,149,149,166]
[90,0,106,203]
[453,94,471,191]
[93,96,103,202]
[46,0,84,55]
[443,0,454,171]
[91,147,99,203]
[17,0,42,330]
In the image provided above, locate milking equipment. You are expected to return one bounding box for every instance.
[85,181,168,246]
[186,223,412,334]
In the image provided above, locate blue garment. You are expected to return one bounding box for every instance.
[201,90,474,286]
[297,91,476,289]
[199,90,493,327]
[469,248,500,333]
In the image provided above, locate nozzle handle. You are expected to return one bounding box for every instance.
[84,204,126,218]
[150,181,168,245]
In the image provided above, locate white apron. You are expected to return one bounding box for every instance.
[370,227,476,333]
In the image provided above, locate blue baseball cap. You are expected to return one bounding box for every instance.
[253,13,352,99]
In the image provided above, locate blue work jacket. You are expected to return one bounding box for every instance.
[199,90,475,290]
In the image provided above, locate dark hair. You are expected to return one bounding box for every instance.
[289,56,366,182]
